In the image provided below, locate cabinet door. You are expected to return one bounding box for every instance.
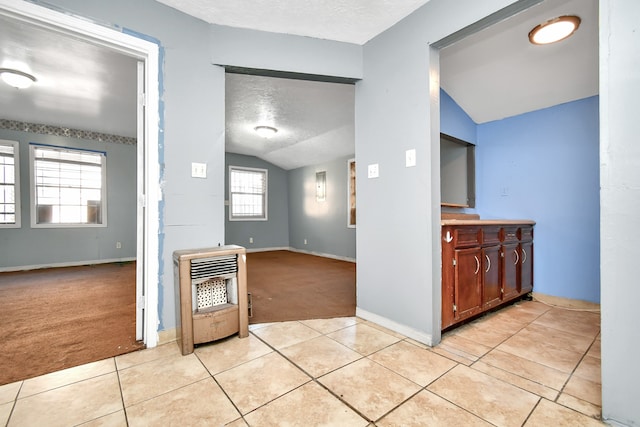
[482,245,501,309]
[454,247,483,321]
[520,241,534,294]
[501,243,519,300]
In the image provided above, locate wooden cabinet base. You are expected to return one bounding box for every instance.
[442,221,534,330]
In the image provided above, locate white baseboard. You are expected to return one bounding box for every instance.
[0,257,137,273]
[287,247,356,263]
[245,246,290,253]
[157,328,177,346]
[244,246,356,263]
[356,307,434,346]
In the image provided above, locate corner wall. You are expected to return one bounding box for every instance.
[600,0,640,424]
[288,155,356,260]
[477,96,600,303]
[356,0,521,344]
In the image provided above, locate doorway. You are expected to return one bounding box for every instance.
[0,2,160,349]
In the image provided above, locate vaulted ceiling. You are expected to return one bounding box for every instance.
[0,0,597,170]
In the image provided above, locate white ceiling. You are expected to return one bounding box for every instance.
[440,0,598,124]
[0,13,138,138]
[155,0,430,45]
[0,0,598,170]
[226,74,355,170]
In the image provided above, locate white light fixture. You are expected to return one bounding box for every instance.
[529,15,581,45]
[254,125,278,138]
[0,68,37,89]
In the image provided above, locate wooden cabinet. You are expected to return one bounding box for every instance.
[442,221,535,330]
[519,226,534,294]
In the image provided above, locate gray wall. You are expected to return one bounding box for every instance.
[17,1,640,423]
[288,155,356,260]
[224,153,356,260]
[600,0,640,425]
[355,0,518,344]
[41,0,228,331]
[224,153,289,249]
[0,129,136,269]
[42,0,363,332]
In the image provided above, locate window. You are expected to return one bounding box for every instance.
[229,166,267,221]
[30,144,106,227]
[0,140,20,228]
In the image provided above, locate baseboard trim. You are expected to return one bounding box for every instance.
[245,246,290,254]
[356,307,434,346]
[0,257,137,273]
[288,247,356,263]
[531,292,600,312]
[157,328,177,346]
[244,246,356,263]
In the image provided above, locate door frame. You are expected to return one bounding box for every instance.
[0,0,161,347]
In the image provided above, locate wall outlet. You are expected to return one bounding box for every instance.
[304,239,307,245]
[367,163,379,178]
[249,237,253,243]
[406,149,416,167]
[116,241,122,249]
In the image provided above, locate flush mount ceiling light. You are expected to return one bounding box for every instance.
[254,125,278,138]
[529,15,581,45]
[0,68,37,89]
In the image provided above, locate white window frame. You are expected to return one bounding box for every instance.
[29,143,107,228]
[0,139,21,228]
[229,166,268,221]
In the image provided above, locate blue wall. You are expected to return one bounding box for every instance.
[441,90,477,144]
[476,96,600,303]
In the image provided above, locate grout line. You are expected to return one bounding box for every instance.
[114,357,130,427]
[4,380,24,427]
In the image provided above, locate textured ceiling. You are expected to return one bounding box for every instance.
[0,0,598,170]
[0,14,138,137]
[225,73,355,170]
[156,0,430,45]
[440,0,598,124]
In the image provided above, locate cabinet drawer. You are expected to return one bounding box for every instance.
[482,226,501,246]
[502,226,519,243]
[519,226,534,241]
[451,227,481,248]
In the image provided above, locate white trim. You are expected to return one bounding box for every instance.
[245,246,291,253]
[228,165,268,221]
[356,307,434,346]
[287,247,356,263]
[28,144,108,228]
[0,0,160,348]
[0,139,20,228]
[158,327,178,345]
[0,257,136,273]
[244,246,356,263]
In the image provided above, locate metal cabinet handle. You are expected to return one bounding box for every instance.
[522,248,527,264]
[474,255,480,275]
[513,249,519,265]
[485,254,491,273]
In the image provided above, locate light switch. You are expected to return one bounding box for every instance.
[368,163,379,179]
[191,162,207,178]
[406,149,416,167]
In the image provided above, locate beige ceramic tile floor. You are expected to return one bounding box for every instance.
[0,300,605,426]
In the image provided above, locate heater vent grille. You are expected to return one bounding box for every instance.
[190,255,237,281]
